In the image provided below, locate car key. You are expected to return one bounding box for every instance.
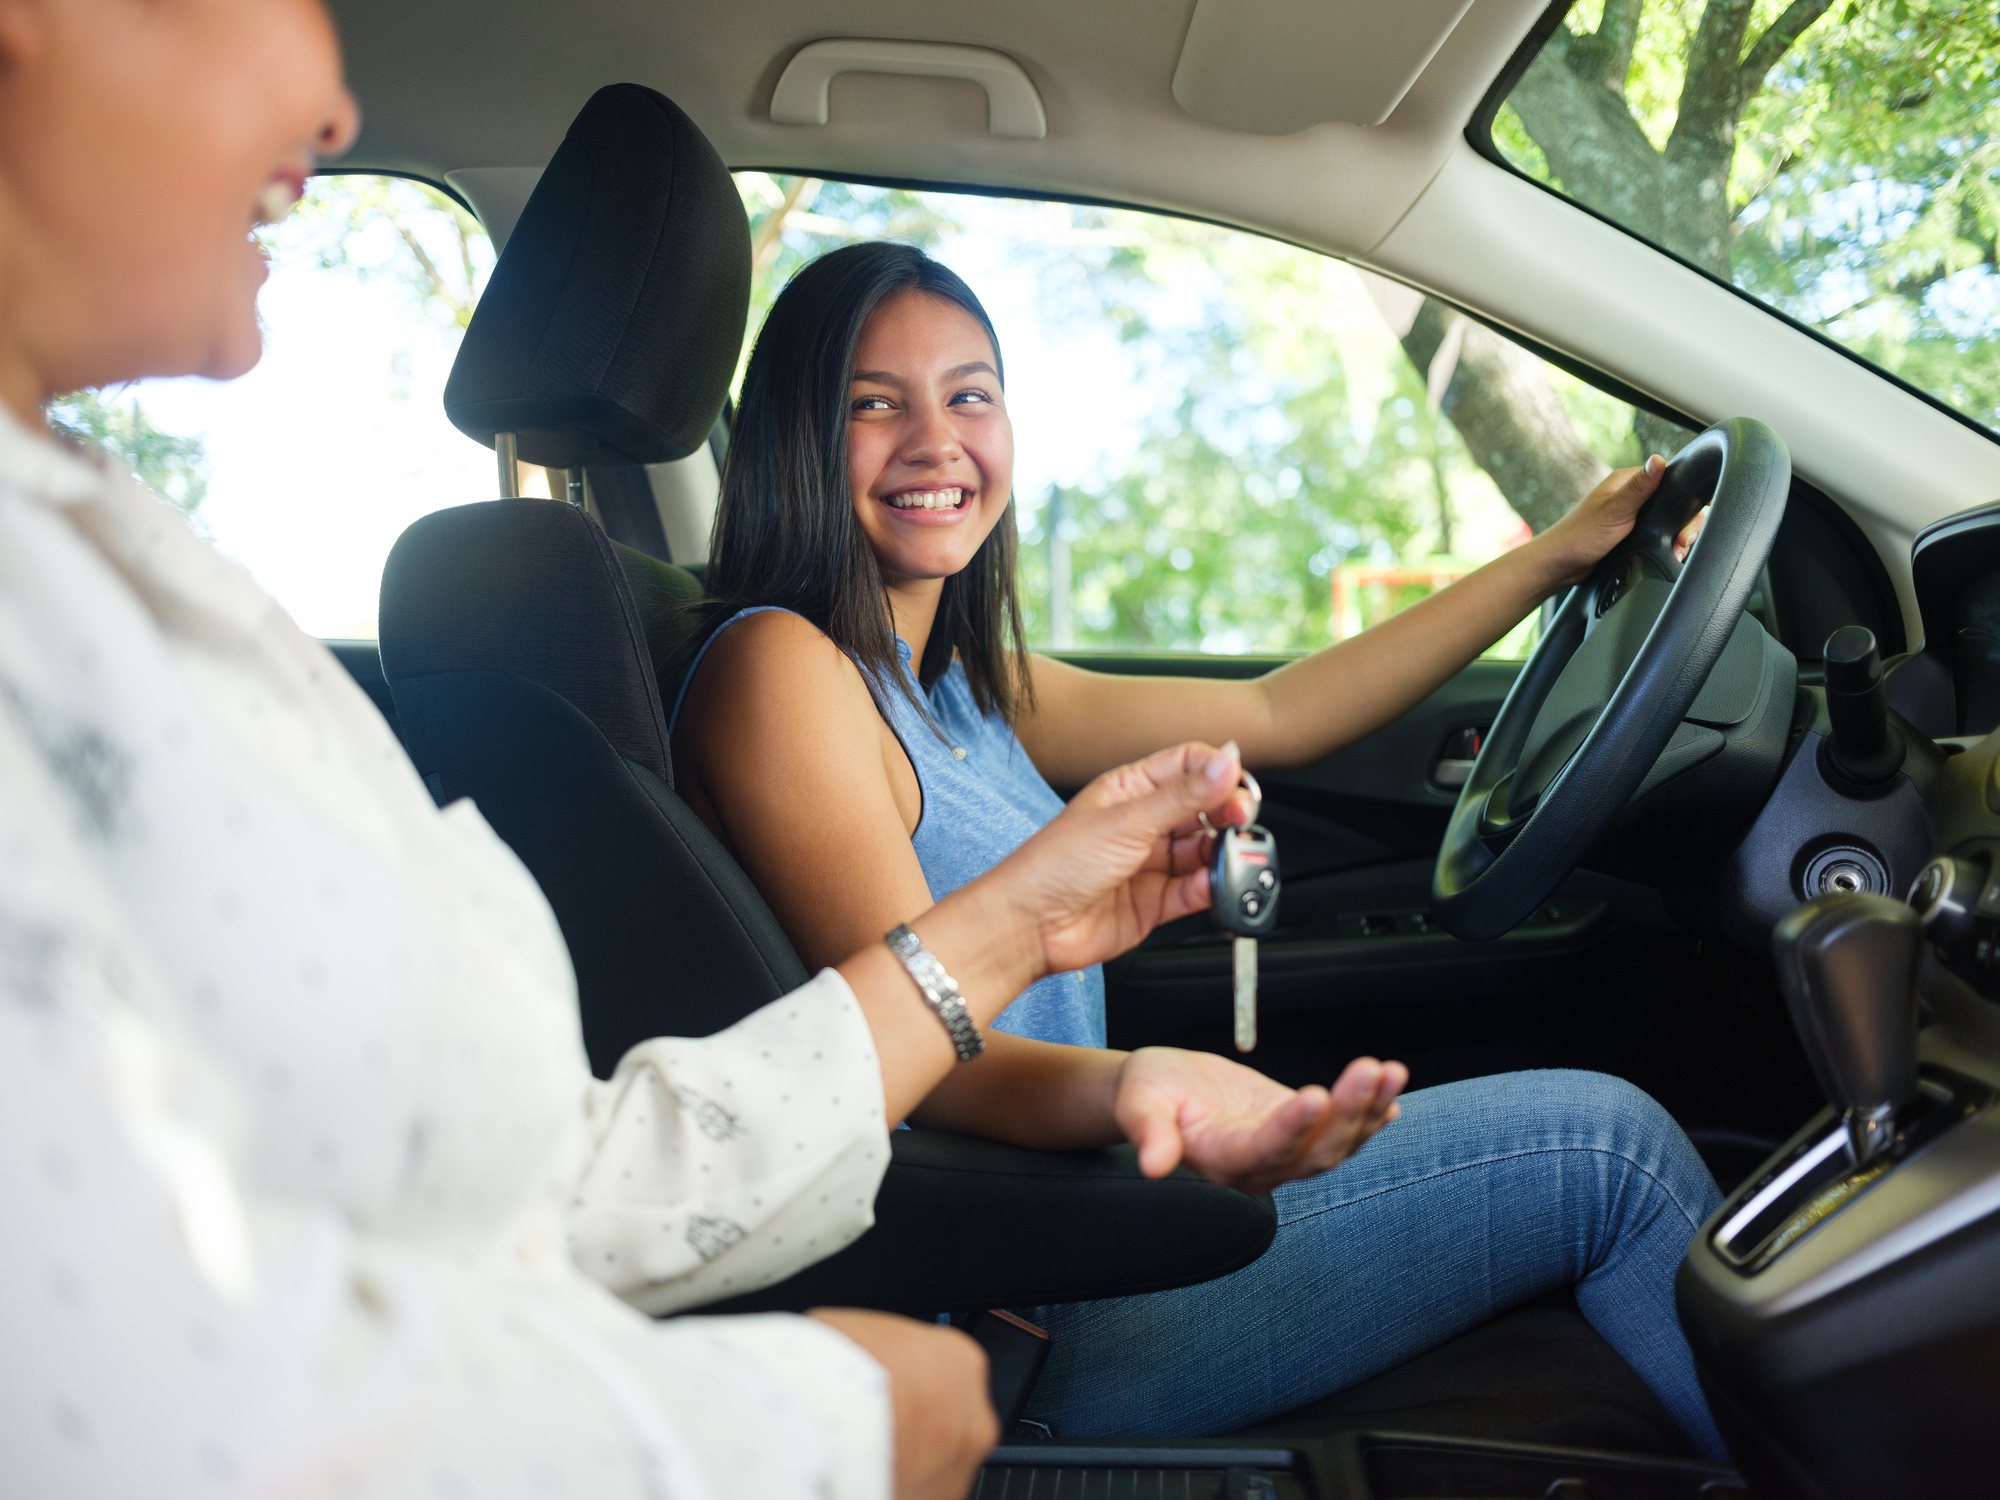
[1206,772,1279,1052]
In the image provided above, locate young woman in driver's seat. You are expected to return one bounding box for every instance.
[672,241,1729,1457]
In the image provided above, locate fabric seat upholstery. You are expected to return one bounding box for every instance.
[613,542,717,716]
[381,499,806,1063]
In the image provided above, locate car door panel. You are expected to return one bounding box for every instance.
[1068,653,1629,1083]
[1058,651,1515,883]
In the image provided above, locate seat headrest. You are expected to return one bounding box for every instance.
[378,499,673,787]
[443,84,750,469]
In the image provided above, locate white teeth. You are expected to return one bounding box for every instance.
[254,182,296,226]
[888,489,965,511]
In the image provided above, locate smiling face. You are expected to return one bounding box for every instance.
[847,288,1015,590]
[0,0,360,416]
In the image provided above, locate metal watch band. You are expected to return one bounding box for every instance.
[884,924,985,1063]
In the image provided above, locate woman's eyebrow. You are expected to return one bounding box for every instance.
[850,362,998,386]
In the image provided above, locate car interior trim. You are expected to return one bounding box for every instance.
[1170,0,1474,134]
[1713,1124,1847,1247]
[769,39,1048,138]
[1766,1128,2000,1315]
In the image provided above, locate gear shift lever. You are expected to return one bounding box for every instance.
[1772,893,1923,1164]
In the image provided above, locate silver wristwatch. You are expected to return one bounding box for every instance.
[884,924,985,1063]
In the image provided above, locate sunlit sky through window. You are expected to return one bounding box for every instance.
[116,179,1533,645]
[122,191,1186,639]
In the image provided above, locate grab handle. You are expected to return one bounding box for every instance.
[770,39,1048,139]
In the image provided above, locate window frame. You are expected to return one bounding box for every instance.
[1464,0,2000,448]
[734,167,1737,661]
[745,167,1709,438]
[751,170,1908,665]
[309,167,478,212]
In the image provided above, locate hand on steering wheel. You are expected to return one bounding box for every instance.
[1431,419,1792,942]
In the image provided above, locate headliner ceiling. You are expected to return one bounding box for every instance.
[326,0,1547,258]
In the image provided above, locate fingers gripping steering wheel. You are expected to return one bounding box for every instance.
[1431,418,1792,942]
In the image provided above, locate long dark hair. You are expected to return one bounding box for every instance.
[706,242,1033,725]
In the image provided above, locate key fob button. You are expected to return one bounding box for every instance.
[1256,869,1276,891]
[1240,892,1262,917]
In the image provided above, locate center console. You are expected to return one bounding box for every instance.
[1675,876,2000,1499]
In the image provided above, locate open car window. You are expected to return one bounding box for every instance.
[50,170,1699,652]
[49,175,513,640]
[1486,0,2000,435]
[739,174,1693,658]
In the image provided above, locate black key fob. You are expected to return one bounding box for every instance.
[1211,824,1280,937]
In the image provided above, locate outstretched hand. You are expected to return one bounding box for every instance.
[1113,1047,1408,1195]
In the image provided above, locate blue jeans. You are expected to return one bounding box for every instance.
[1024,1070,1727,1461]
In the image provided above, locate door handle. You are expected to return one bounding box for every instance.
[1430,725,1485,789]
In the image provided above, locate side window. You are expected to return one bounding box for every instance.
[738,175,1693,657]
[50,175,512,640]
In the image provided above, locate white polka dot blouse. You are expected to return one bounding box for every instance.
[0,409,894,1499]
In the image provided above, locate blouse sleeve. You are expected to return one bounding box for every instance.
[0,706,891,1500]
[569,970,891,1316]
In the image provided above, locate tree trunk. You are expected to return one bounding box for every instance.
[1400,301,1608,534]
[1635,409,1697,463]
[1396,0,1830,528]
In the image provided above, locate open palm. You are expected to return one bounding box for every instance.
[1114,1047,1409,1195]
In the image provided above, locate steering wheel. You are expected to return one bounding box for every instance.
[1432,418,1792,941]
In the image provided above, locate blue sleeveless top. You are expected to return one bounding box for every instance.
[670,607,1105,1048]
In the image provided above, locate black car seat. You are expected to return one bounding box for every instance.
[376,83,1275,1315]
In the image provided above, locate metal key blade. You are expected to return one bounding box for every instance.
[1233,935,1258,1052]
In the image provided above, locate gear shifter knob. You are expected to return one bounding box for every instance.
[1772,893,1923,1164]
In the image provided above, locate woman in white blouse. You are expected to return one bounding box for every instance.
[0,2,1410,1498]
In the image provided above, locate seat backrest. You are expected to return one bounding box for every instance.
[381,499,808,1072]
[378,84,806,1074]
[384,498,673,783]
[615,542,721,715]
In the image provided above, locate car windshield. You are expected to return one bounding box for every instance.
[1487,0,2000,433]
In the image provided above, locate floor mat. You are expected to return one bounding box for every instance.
[1228,1289,1691,1458]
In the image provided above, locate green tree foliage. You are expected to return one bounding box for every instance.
[47,389,209,520]
[279,175,491,330]
[1501,0,2000,427]
[1013,213,1459,650]
[736,174,962,381]
[1005,207,1635,652]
